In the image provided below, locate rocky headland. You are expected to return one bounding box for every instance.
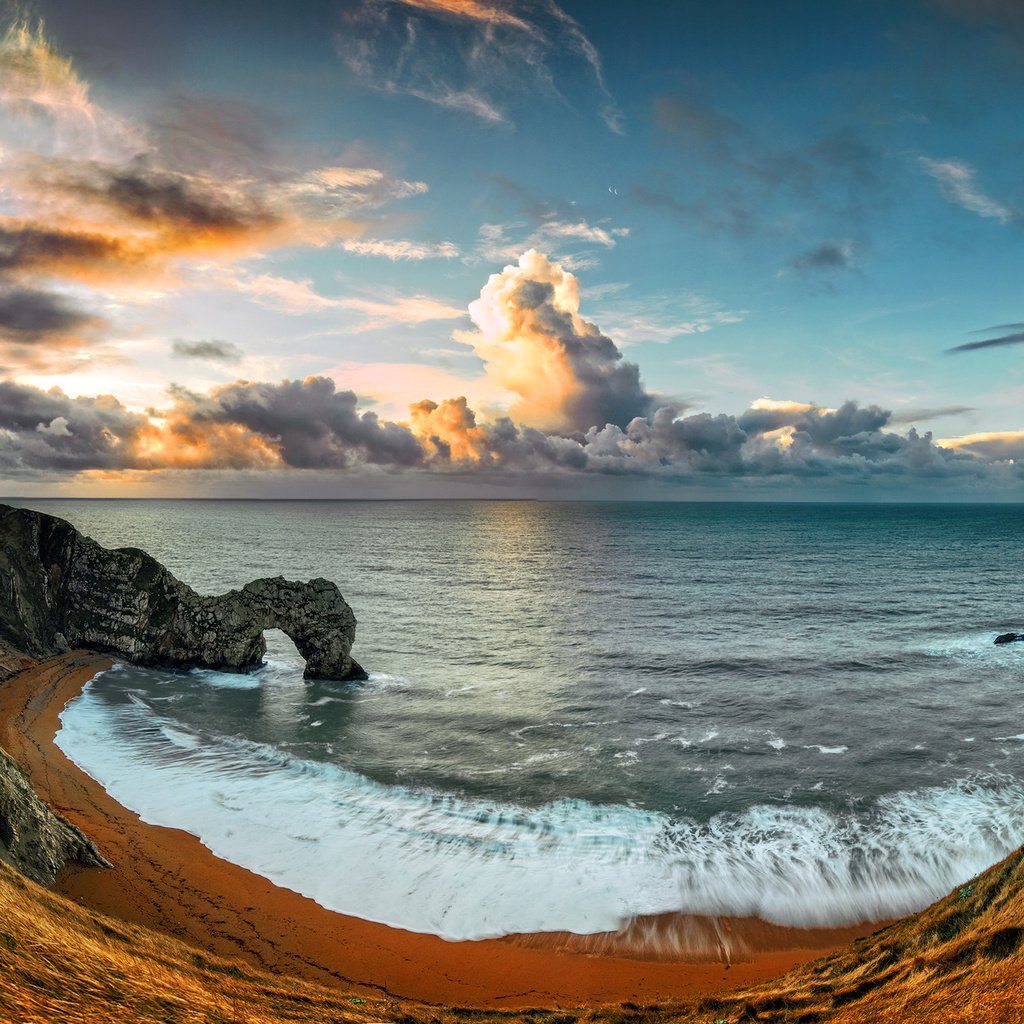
[0,501,366,888]
[0,503,366,681]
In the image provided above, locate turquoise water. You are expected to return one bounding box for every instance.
[15,499,1024,940]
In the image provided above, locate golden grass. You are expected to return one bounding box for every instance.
[2,849,1024,1024]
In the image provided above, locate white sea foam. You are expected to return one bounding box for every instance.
[56,679,1024,942]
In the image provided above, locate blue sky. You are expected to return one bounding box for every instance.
[0,0,1022,497]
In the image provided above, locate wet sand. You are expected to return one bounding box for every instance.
[0,652,880,1009]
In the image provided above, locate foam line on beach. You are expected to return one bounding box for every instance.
[56,679,1024,942]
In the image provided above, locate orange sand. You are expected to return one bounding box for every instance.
[0,653,881,1008]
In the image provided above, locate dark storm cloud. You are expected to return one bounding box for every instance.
[171,339,243,363]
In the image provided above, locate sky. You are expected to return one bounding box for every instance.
[0,0,1022,499]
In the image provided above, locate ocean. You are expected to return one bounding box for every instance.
[16,499,1024,942]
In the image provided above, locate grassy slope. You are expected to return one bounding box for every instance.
[1,850,1023,1024]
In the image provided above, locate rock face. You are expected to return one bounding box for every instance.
[995,633,1024,646]
[0,504,367,681]
[0,747,111,886]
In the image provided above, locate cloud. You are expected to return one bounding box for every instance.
[457,249,652,432]
[0,17,141,158]
[0,285,104,370]
[337,0,621,131]
[341,238,460,260]
[0,379,153,473]
[216,273,341,315]
[0,285,95,339]
[171,339,243,363]
[946,328,1024,353]
[0,250,1017,493]
[161,377,425,469]
[209,269,466,329]
[593,290,745,347]
[919,157,1017,223]
[337,294,467,331]
[889,405,976,423]
[0,374,1014,491]
[938,430,1024,461]
[782,241,859,276]
[474,217,629,271]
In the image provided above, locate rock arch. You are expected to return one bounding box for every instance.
[0,505,367,681]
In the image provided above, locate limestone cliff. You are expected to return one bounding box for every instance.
[0,746,110,886]
[0,503,367,681]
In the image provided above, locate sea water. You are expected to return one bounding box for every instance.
[16,499,1024,941]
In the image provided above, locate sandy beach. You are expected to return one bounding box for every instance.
[0,652,880,1009]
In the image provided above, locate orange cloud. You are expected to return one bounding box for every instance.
[457,249,650,433]
[409,396,490,462]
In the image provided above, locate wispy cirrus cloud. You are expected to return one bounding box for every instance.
[475,217,629,271]
[919,157,1017,223]
[338,294,467,332]
[592,289,746,347]
[337,0,622,131]
[341,238,460,260]
[211,269,465,330]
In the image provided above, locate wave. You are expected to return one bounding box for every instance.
[56,676,1024,942]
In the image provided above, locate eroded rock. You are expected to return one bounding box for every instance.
[0,747,111,887]
[0,503,367,681]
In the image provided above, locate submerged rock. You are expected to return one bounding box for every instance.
[0,503,367,681]
[995,633,1024,646]
[0,747,111,886]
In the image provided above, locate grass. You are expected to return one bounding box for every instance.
[2,849,1024,1024]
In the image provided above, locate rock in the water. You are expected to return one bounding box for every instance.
[0,504,367,681]
[0,747,111,887]
[995,632,1024,646]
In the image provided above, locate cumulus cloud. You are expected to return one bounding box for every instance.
[337,0,622,131]
[0,241,1016,493]
[171,339,243,363]
[159,377,426,470]
[458,250,652,433]
[0,372,1015,491]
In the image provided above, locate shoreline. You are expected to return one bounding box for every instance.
[0,652,881,1008]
